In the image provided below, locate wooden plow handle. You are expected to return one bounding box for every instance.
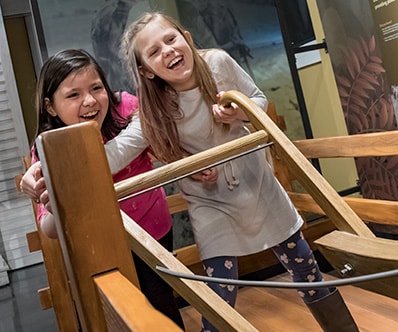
[117,90,374,238]
[220,90,374,238]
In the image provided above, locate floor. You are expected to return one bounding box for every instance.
[0,264,57,332]
[181,273,398,332]
[1,263,398,332]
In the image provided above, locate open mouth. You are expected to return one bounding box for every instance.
[168,56,183,69]
[81,110,99,121]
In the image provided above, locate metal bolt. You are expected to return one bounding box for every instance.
[340,263,354,277]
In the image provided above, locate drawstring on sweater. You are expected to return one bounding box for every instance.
[224,161,240,190]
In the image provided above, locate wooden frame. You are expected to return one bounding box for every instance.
[28,91,398,330]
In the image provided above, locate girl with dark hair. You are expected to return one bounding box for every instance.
[20,48,185,329]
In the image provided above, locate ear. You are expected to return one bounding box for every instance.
[138,66,155,79]
[44,98,57,117]
[184,30,193,44]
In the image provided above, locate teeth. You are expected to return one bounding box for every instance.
[168,56,182,68]
[82,111,98,118]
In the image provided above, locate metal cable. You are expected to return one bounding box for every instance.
[156,265,398,289]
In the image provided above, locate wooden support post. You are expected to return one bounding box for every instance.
[36,122,140,331]
[17,157,79,331]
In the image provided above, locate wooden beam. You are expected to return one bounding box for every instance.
[26,231,41,252]
[94,271,182,331]
[123,211,258,331]
[167,194,188,215]
[289,192,398,226]
[293,131,398,158]
[17,168,78,331]
[38,287,53,310]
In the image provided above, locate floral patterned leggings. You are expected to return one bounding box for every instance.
[201,229,330,332]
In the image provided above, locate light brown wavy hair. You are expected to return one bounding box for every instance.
[121,12,219,163]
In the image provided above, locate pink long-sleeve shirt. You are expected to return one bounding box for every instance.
[34,91,172,240]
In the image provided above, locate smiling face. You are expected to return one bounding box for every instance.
[45,66,109,128]
[135,16,196,91]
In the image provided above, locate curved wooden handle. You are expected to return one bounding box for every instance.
[221,90,374,238]
[219,90,267,131]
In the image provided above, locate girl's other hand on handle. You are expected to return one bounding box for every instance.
[191,167,218,184]
[213,91,248,123]
[20,161,41,202]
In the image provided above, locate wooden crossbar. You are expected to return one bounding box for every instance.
[115,130,268,199]
[289,192,398,226]
[293,131,398,158]
[315,231,398,299]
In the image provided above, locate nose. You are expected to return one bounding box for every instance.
[83,93,96,106]
[162,44,174,57]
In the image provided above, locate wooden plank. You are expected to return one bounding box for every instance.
[94,271,183,331]
[17,165,79,331]
[293,131,398,158]
[26,231,41,252]
[174,244,201,268]
[265,103,293,193]
[219,90,375,238]
[38,234,80,331]
[289,192,398,225]
[167,193,188,215]
[38,287,53,310]
[123,211,258,331]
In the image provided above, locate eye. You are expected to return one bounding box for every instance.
[93,84,104,91]
[66,92,78,99]
[149,48,158,57]
[167,35,176,43]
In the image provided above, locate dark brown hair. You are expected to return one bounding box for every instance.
[34,49,130,157]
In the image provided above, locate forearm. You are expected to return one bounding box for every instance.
[105,117,148,174]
